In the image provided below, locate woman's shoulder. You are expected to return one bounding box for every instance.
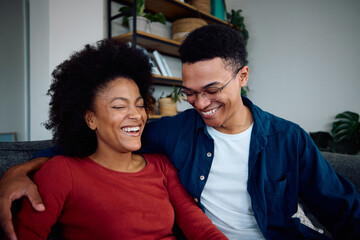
[35,155,77,179]
[141,153,175,173]
[43,155,76,168]
[32,155,77,194]
[141,153,168,163]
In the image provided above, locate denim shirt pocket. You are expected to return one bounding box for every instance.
[265,173,294,226]
[265,173,292,196]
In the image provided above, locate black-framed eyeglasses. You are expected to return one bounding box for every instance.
[178,66,244,103]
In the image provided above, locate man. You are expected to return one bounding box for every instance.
[1,25,359,240]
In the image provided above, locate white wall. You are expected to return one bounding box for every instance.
[49,0,105,72]
[29,0,105,140]
[226,0,360,132]
[0,0,26,140]
[28,0,50,140]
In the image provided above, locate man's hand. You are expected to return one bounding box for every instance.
[0,157,49,240]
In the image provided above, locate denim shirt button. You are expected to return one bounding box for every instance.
[194,198,199,202]
[206,152,212,157]
[200,175,205,180]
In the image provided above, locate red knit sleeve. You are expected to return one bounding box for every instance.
[158,154,228,240]
[14,156,73,239]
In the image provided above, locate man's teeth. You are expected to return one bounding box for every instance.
[122,126,140,132]
[202,108,217,116]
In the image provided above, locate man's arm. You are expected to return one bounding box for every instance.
[297,128,360,238]
[0,157,49,240]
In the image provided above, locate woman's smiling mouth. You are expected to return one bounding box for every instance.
[121,126,141,136]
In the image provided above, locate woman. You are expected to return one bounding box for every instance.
[13,39,227,240]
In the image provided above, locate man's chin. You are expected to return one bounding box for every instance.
[202,117,223,128]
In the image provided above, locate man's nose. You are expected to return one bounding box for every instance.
[193,93,210,109]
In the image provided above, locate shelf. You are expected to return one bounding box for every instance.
[110,0,225,89]
[148,112,179,120]
[114,0,230,25]
[148,114,174,119]
[153,74,182,86]
[113,31,181,57]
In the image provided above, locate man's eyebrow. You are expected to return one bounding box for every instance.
[202,81,221,89]
[182,81,221,91]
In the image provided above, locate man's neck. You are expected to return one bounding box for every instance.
[214,104,254,134]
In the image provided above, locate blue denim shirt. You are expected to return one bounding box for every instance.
[38,97,360,239]
[140,97,360,239]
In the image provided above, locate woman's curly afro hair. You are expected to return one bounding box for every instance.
[179,24,247,72]
[45,39,153,158]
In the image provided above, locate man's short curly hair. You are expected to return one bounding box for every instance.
[45,39,153,157]
[179,24,247,72]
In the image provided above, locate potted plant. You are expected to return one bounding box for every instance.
[311,111,360,155]
[331,111,360,154]
[158,86,180,116]
[226,9,249,47]
[145,12,170,39]
[227,9,249,96]
[119,0,149,32]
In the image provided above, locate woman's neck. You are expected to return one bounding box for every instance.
[88,148,146,173]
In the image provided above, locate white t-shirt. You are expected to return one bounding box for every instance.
[201,124,265,239]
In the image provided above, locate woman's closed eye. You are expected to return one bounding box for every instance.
[112,106,126,109]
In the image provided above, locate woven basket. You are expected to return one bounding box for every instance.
[171,18,207,42]
[190,0,211,14]
[158,98,177,116]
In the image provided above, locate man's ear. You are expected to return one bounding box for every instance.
[84,110,97,130]
[239,66,249,87]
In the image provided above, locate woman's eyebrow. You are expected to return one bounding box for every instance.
[135,96,144,102]
[110,97,128,103]
[110,96,144,103]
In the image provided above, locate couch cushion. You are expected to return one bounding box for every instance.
[322,151,360,192]
[0,140,53,178]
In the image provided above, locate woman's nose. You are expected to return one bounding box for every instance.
[128,107,142,120]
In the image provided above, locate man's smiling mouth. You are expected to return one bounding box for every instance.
[201,106,222,116]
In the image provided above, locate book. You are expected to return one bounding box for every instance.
[153,50,169,77]
[148,54,161,75]
[130,43,161,75]
[161,54,173,77]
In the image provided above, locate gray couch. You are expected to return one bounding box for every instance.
[0,140,359,239]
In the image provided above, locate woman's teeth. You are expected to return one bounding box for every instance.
[122,126,140,132]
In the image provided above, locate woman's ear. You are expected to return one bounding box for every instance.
[84,110,97,130]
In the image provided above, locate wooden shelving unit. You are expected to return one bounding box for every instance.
[112,0,230,26]
[153,74,182,86]
[113,31,181,57]
[148,113,176,119]
[108,0,230,118]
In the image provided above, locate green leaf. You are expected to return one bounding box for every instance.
[144,12,166,24]
[331,111,360,146]
[118,0,145,17]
